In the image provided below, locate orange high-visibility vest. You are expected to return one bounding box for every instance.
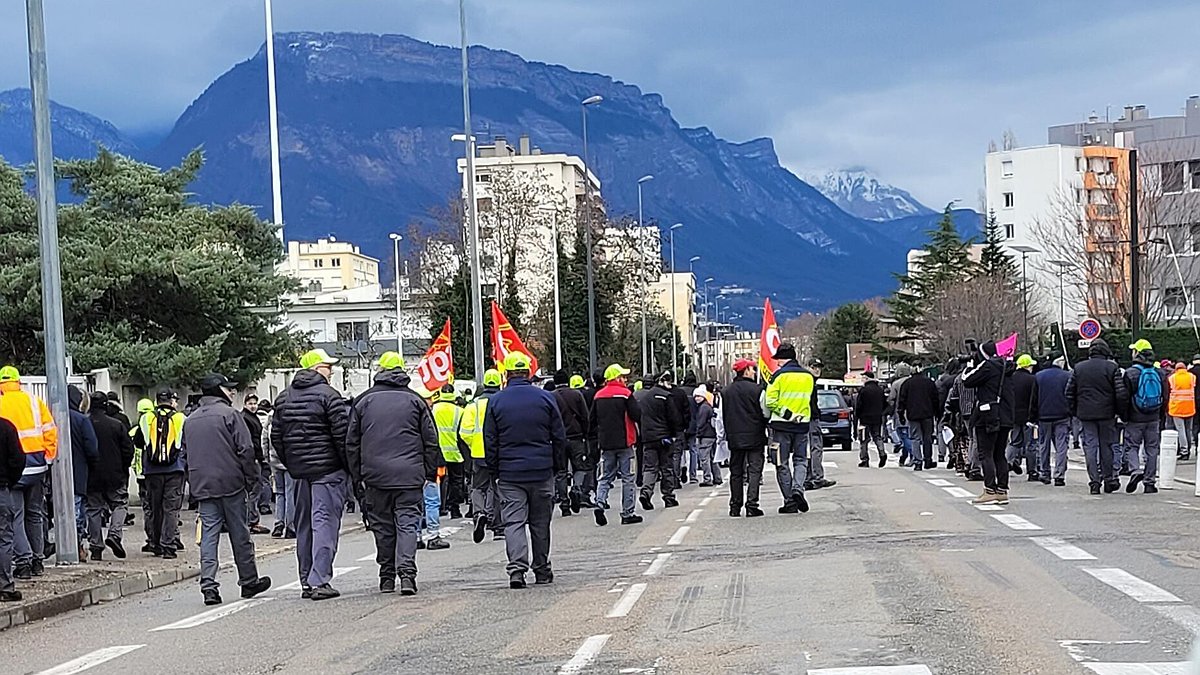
[1168,369,1196,418]
[0,381,58,460]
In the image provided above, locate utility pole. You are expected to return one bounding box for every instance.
[263,0,284,235]
[25,0,78,563]
[460,0,485,379]
[1129,148,1141,339]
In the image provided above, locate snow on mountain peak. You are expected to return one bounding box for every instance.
[802,167,934,221]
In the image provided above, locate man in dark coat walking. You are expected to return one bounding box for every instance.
[551,370,590,516]
[899,368,941,471]
[1066,338,1129,495]
[854,372,888,468]
[85,392,135,561]
[722,360,767,517]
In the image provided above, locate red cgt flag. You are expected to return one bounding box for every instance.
[491,302,539,375]
[416,319,455,392]
[759,297,782,382]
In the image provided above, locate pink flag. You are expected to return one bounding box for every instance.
[995,332,1019,358]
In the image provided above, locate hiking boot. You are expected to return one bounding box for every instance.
[271,522,285,538]
[663,497,679,508]
[473,515,489,543]
[203,589,222,606]
[1126,473,1144,493]
[509,572,527,589]
[426,537,450,551]
[1144,483,1159,494]
[0,590,23,602]
[90,547,104,562]
[794,493,810,513]
[14,565,31,580]
[241,576,272,599]
[972,490,998,505]
[400,577,417,596]
[994,491,1010,505]
[106,536,126,559]
[620,514,644,525]
[380,577,396,594]
[746,506,765,517]
[639,495,654,511]
[594,508,608,527]
[310,585,340,601]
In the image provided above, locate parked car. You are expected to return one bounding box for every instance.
[815,388,853,451]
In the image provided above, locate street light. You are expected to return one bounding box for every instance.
[1010,244,1041,347]
[637,174,654,374]
[457,0,486,380]
[581,94,603,372]
[669,223,683,376]
[389,233,404,358]
[263,0,284,235]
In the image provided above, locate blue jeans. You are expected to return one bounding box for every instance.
[422,481,441,537]
[687,438,699,481]
[74,495,87,542]
[272,469,296,531]
[596,448,635,517]
[771,429,809,499]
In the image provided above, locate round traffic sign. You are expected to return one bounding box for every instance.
[1078,318,1102,340]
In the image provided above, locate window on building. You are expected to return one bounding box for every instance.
[477,197,493,212]
[476,173,492,183]
[336,321,369,343]
[309,319,327,341]
[1001,160,1013,177]
[1002,192,1014,208]
[1167,226,1191,255]
[306,280,322,293]
[1106,159,1116,175]
[331,257,341,267]
[1003,223,1015,239]
[1075,157,1084,172]
[313,258,325,268]
[1075,188,1084,205]
[482,283,498,298]
[1190,160,1200,190]
[1190,224,1200,253]
[1165,287,1188,310]
[1164,161,1186,193]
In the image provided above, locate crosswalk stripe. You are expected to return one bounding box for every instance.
[1083,568,1182,603]
[1082,663,1190,674]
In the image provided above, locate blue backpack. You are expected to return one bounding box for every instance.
[1132,364,1163,414]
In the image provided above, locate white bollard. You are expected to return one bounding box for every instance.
[1160,430,1178,490]
[1195,451,1200,498]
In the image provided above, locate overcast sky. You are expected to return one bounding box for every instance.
[2,0,1199,207]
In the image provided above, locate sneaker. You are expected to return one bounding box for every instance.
[1089,484,1102,495]
[380,577,396,594]
[249,524,271,535]
[1040,477,1052,485]
[416,539,426,550]
[1027,473,1041,482]
[858,460,870,468]
[878,454,888,468]
[141,543,159,555]
[161,548,178,560]
[794,493,810,513]
[241,576,272,599]
[560,504,573,518]
[14,565,31,580]
[473,515,488,543]
[698,481,714,488]
[492,532,505,541]
[1144,483,1159,494]
[913,465,923,472]
[399,577,417,596]
[994,491,1010,505]
[663,497,679,508]
[1104,481,1120,494]
[509,572,527,589]
[124,513,136,527]
[817,479,837,488]
[1054,478,1065,487]
[271,523,285,538]
[534,572,554,585]
[620,514,644,525]
[594,508,608,527]
[639,495,654,511]
[569,490,582,514]
[1126,473,1144,494]
[778,502,799,514]
[284,529,296,539]
[0,590,23,602]
[427,537,450,551]
[924,461,936,470]
[968,473,984,482]
[301,585,313,599]
[105,536,127,559]
[1009,461,1023,475]
[804,481,818,490]
[972,491,998,504]
[310,585,340,601]
[730,507,742,517]
[746,507,765,517]
[258,504,273,516]
[203,589,222,606]
[172,538,184,551]
[30,559,43,576]
[90,548,104,562]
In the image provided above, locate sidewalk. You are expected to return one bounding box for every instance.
[0,508,314,631]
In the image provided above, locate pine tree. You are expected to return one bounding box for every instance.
[977,209,1019,281]
[813,303,879,376]
[885,202,973,341]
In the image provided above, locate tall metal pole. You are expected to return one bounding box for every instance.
[263,0,284,234]
[1129,148,1141,339]
[390,234,404,358]
[25,0,77,564]
[637,175,653,375]
[460,0,485,378]
[551,216,562,370]
[1021,252,1029,343]
[670,226,679,376]
[581,98,601,372]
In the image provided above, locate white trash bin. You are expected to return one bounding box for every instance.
[1160,429,1178,490]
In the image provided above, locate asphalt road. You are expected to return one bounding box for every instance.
[6,451,1200,675]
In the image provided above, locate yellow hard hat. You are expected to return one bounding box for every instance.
[378,351,405,370]
[503,351,531,371]
[0,366,20,383]
[569,375,585,389]
[438,385,458,402]
[136,398,154,414]
[300,348,339,369]
[1016,354,1036,369]
[604,364,630,382]
[483,369,502,387]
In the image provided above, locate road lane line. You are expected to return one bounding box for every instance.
[1030,536,1097,561]
[808,666,933,674]
[686,509,702,522]
[698,497,713,506]
[990,514,1042,531]
[708,489,720,497]
[35,645,146,675]
[607,583,648,617]
[1082,663,1189,674]
[150,598,273,631]
[667,526,690,545]
[277,566,361,591]
[926,478,954,487]
[644,553,672,576]
[1155,605,1200,635]
[1083,568,1182,603]
[823,461,838,469]
[943,486,975,498]
[973,504,1005,511]
[558,634,611,674]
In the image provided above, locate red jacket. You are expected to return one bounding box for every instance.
[590,381,642,451]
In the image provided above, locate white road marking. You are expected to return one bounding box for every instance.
[667,526,690,545]
[1083,568,1182,603]
[894,489,905,493]
[926,478,954,487]
[920,511,933,516]
[559,634,611,674]
[943,486,975,498]
[277,566,361,591]
[686,509,703,522]
[35,645,146,675]
[940,548,976,552]
[990,514,1042,531]
[643,552,672,576]
[808,666,933,674]
[422,526,461,541]
[708,489,720,497]
[698,497,713,506]
[973,504,1005,511]
[606,582,648,617]
[1155,605,1200,635]
[150,598,273,631]
[823,461,838,469]
[1059,640,1150,662]
[1083,663,1189,674]
[1030,536,1097,561]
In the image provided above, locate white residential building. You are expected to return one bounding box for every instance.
[280,238,380,294]
[648,272,697,367]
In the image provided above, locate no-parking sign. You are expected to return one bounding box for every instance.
[1078,318,1102,340]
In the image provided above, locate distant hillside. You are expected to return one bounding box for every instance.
[804,167,936,221]
[0,88,137,165]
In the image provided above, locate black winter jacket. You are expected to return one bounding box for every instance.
[1066,341,1129,421]
[347,369,440,490]
[963,356,1015,429]
[271,369,350,480]
[668,386,692,440]
[552,386,589,440]
[183,395,259,500]
[854,380,887,424]
[638,385,682,444]
[242,408,264,462]
[483,377,568,483]
[591,380,641,451]
[88,408,135,493]
[721,377,767,450]
[0,419,26,488]
[1010,369,1038,426]
[695,400,716,439]
[1121,353,1167,424]
[68,388,99,497]
[899,373,941,422]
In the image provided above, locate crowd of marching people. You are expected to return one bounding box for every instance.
[859,336,1196,505]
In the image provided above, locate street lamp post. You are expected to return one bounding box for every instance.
[550,213,563,370]
[637,174,654,374]
[458,0,485,379]
[669,223,683,376]
[389,233,404,358]
[1011,245,1041,347]
[581,94,603,372]
[263,0,284,235]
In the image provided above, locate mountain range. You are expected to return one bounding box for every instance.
[803,168,936,221]
[0,32,978,322]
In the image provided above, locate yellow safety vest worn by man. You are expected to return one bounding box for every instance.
[431,390,465,464]
[765,360,817,430]
[1169,365,1197,418]
[130,398,154,478]
[460,376,502,460]
[0,367,58,481]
